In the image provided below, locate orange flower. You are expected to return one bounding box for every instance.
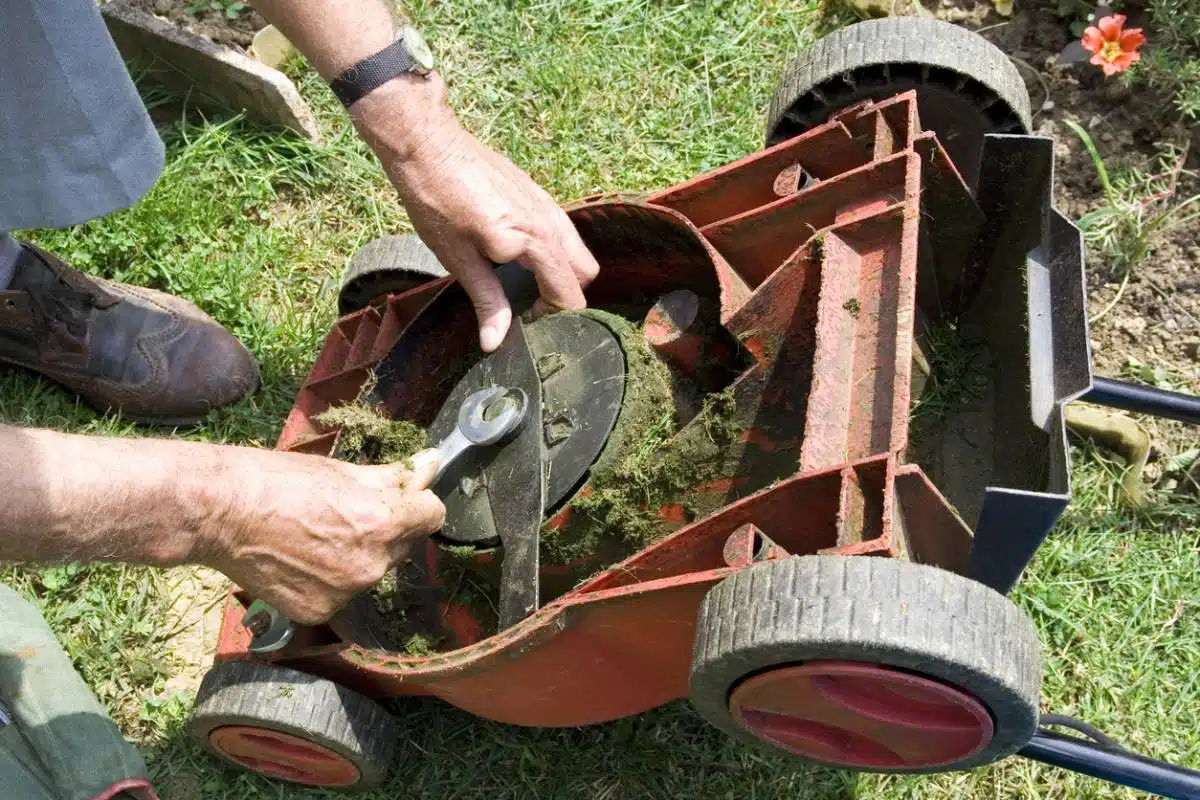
[1081,14,1147,76]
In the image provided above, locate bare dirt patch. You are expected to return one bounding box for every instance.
[122,0,267,49]
[929,3,1199,389]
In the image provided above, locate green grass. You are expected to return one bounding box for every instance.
[2,0,1199,797]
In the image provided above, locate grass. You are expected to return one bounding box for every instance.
[1,0,1198,797]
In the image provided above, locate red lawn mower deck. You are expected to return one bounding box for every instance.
[186,18,1200,797]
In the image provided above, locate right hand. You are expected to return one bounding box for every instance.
[209,448,445,625]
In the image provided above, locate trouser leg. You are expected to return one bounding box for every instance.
[0,582,158,800]
[0,0,165,233]
[0,235,19,289]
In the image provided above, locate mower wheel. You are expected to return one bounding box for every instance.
[765,18,1031,190]
[188,660,399,790]
[338,233,448,315]
[689,555,1041,773]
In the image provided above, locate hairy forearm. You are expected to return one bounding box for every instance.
[247,0,399,79]
[248,0,458,165]
[0,425,230,566]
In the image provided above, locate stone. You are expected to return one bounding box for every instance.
[100,2,320,141]
[1183,340,1200,360]
[249,24,296,71]
[1120,316,1148,337]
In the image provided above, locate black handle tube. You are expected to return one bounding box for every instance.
[1083,377,1200,426]
[1020,731,1200,799]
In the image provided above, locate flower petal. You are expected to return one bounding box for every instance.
[1081,26,1104,51]
[1119,28,1147,50]
[1102,61,1121,76]
[1097,14,1125,39]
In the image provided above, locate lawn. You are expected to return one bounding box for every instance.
[4,0,1199,798]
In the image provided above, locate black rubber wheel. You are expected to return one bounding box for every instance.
[189,660,400,791]
[765,18,1031,190]
[690,555,1042,773]
[338,233,448,315]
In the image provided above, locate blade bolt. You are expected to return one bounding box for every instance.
[244,611,271,637]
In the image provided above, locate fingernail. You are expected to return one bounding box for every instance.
[481,322,505,352]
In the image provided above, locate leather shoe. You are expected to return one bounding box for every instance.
[0,243,259,425]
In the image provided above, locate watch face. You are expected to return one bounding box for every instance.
[402,27,435,72]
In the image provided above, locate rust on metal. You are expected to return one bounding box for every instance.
[643,289,705,378]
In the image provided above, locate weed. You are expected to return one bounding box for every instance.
[1054,0,1102,35]
[186,0,247,20]
[1065,120,1200,320]
[1138,0,1200,119]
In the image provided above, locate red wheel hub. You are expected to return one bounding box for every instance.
[729,661,994,768]
[209,726,361,787]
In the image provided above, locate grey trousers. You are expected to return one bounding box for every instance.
[0,0,165,233]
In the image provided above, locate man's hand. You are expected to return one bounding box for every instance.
[390,120,600,352]
[353,77,601,352]
[247,0,602,351]
[211,448,445,625]
[1,425,445,627]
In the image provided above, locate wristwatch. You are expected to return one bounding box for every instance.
[328,27,435,109]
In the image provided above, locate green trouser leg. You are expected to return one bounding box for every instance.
[0,582,155,799]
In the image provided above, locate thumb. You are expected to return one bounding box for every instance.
[395,448,440,491]
[355,448,440,491]
[460,270,512,353]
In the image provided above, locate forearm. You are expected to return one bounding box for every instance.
[0,425,230,566]
[248,0,459,165]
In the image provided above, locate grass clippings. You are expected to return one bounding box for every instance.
[315,401,427,465]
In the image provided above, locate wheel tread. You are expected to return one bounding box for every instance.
[189,661,399,791]
[689,555,1042,774]
[766,18,1031,146]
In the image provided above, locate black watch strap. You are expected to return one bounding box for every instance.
[329,37,419,108]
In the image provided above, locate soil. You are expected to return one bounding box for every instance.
[122,0,267,49]
[925,1,1200,472]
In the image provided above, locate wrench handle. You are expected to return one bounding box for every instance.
[432,427,473,486]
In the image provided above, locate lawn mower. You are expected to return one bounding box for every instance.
[186,18,1200,798]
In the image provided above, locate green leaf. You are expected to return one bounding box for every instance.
[1063,119,1115,199]
[1168,449,1200,472]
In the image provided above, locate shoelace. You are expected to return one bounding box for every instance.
[26,265,99,340]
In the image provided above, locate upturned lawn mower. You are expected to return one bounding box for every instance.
[186,18,1200,798]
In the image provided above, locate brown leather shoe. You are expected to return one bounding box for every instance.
[0,243,259,425]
